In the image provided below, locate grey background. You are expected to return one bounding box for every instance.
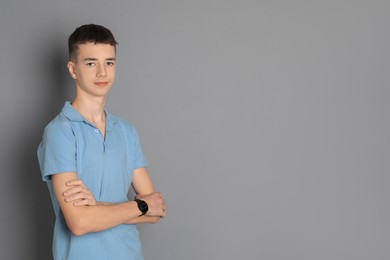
[1,1,389,259]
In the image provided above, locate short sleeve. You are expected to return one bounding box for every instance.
[37,122,77,181]
[132,127,148,169]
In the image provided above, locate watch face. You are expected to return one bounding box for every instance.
[139,202,148,211]
[136,199,148,215]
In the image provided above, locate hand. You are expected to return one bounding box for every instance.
[62,179,97,206]
[136,192,167,218]
[145,216,161,224]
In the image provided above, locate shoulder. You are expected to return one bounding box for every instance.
[107,113,137,133]
[42,113,75,139]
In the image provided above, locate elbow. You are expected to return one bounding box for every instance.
[71,230,84,237]
[67,216,90,236]
[70,227,87,237]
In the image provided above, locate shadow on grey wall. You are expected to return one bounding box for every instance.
[17,39,72,260]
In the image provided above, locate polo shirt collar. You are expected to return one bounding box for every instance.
[106,111,118,128]
[62,101,84,122]
[62,101,118,126]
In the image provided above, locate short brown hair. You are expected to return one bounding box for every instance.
[68,24,118,60]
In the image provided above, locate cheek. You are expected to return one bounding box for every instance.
[78,69,95,81]
[110,68,116,77]
[75,73,92,86]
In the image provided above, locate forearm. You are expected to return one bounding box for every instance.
[65,201,141,236]
[61,167,165,233]
[97,201,159,224]
[54,173,143,236]
[125,215,160,224]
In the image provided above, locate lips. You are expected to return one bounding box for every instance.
[95,82,109,87]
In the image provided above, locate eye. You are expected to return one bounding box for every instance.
[86,62,96,67]
[106,61,115,66]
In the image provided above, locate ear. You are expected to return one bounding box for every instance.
[67,61,77,79]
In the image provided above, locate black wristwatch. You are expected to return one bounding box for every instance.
[134,199,149,216]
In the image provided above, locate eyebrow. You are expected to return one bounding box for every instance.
[83,57,116,61]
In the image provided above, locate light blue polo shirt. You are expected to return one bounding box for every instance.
[37,101,147,260]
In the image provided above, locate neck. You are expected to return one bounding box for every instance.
[71,95,107,125]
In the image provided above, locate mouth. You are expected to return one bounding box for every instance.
[94,82,109,87]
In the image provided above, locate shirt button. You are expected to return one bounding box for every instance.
[95,129,99,133]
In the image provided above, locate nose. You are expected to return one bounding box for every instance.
[96,63,107,78]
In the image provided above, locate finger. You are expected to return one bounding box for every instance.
[73,199,86,206]
[74,199,95,207]
[66,179,86,187]
[65,192,93,202]
[65,179,81,186]
[154,192,162,198]
[63,186,87,196]
[65,193,82,202]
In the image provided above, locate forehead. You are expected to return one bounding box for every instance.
[75,42,116,61]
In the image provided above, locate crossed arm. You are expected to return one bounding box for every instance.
[53,167,166,236]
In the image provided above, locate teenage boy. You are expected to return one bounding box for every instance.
[37,24,166,260]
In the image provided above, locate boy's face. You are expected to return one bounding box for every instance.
[67,43,116,98]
